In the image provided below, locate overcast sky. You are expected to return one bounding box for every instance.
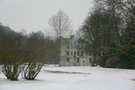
[0,0,93,33]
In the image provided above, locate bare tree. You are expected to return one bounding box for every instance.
[48,10,72,38]
[48,10,73,65]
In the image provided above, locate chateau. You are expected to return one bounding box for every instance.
[60,35,93,66]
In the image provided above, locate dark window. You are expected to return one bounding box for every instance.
[67,51,69,56]
[81,51,83,56]
[77,57,79,63]
[71,51,73,56]
[89,58,92,63]
[74,51,76,56]
[67,57,69,62]
[77,51,79,56]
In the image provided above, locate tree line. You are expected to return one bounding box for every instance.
[78,0,135,69]
[0,24,59,80]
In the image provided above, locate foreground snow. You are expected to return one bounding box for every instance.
[0,66,135,90]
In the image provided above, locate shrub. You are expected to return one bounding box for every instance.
[23,63,43,80]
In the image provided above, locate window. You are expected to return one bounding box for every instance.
[77,57,79,63]
[67,57,69,62]
[77,51,79,56]
[89,58,92,63]
[81,51,83,56]
[74,51,76,56]
[83,60,85,63]
[67,51,69,56]
[71,51,73,56]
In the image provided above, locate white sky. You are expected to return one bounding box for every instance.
[0,0,93,33]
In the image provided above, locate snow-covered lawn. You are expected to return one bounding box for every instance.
[0,66,135,90]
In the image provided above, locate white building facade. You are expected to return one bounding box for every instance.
[60,35,93,66]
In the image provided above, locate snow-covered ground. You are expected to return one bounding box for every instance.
[0,66,135,90]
